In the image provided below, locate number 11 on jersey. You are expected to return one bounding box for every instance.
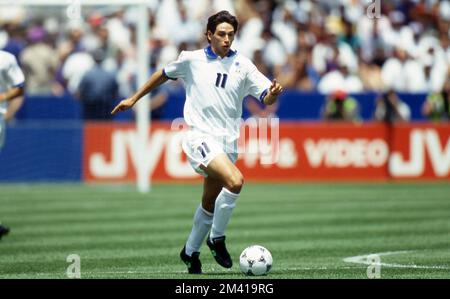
[215,73,228,88]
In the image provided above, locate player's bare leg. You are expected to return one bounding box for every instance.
[201,176,224,213]
[200,153,244,268]
[200,153,244,194]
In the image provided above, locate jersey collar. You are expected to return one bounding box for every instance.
[204,46,237,60]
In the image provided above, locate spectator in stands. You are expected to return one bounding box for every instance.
[19,25,59,95]
[318,62,363,94]
[338,19,360,53]
[381,11,415,56]
[82,13,107,53]
[77,48,119,120]
[356,7,391,63]
[270,2,299,56]
[62,50,95,95]
[0,22,26,61]
[422,77,450,121]
[252,49,271,80]
[104,8,132,54]
[168,0,203,47]
[276,51,315,91]
[420,47,449,93]
[322,89,360,123]
[381,46,423,93]
[260,28,288,76]
[375,89,411,123]
[61,23,86,57]
[234,1,264,59]
[358,48,385,92]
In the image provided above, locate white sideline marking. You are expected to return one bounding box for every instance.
[343,250,450,270]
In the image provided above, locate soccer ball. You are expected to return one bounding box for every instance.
[239,245,273,276]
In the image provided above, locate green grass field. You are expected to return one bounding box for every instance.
[0,182,449,279]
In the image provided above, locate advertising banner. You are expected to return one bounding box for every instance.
[83,122,450,182]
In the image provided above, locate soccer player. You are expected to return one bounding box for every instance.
[0,49,26,240]
[111,11,283,274]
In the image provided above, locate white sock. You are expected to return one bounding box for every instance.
[185,204,213,256]
[210,187,239,240]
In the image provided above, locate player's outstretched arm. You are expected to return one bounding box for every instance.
[263,79,283,106]
[0,86,24,103]
[111,69,169,114]
[5,96,24,121]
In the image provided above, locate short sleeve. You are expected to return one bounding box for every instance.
[163,51,189,80]
[245,63,271,102]
[6,55,25,88]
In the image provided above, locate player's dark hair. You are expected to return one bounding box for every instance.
[206,10,238,43]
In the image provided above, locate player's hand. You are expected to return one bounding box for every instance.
[268,79,283,97]
[263,79,283,105]
[111,98,136,114]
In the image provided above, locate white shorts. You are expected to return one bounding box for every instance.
[182,130,238,177]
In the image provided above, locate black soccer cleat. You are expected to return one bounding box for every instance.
[180,246,202,274]
[206,235,233,268]
[0,224,10,240]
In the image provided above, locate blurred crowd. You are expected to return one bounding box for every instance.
[0,0,449,121]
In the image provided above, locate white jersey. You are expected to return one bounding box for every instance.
[164,46,271,141]
[0,50,25,148]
